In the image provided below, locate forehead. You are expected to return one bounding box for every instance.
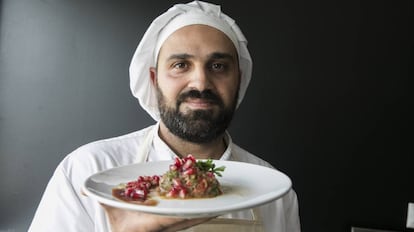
[158,24,237,60]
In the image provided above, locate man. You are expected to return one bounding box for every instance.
[29,1,300,231]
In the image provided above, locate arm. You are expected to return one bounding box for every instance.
[283,189,301,232]
[29,166,95,231]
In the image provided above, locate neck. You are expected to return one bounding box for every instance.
[158,122,226,160]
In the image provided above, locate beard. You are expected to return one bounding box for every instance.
[156,84,238,144]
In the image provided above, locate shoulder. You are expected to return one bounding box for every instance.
[58,125,155,182]
[230,143,274,169]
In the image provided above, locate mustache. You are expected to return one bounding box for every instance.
[177,90,223,106]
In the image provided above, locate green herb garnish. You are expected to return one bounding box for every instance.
[196,159,226,177]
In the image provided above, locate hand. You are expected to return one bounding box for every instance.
[101,203,213,232]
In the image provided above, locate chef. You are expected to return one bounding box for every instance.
[29,1,301,231]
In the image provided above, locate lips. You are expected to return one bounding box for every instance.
[183,98,217,109]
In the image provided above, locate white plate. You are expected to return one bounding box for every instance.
[83,160,292,218]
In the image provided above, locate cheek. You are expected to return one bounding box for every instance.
[216,80,239,105]
[157,78,184,103]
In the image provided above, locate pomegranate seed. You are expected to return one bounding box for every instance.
[186,154,196,162]
[172,178,182,188]
[170,164,177,171]
[131,189,146,199]
[183,168,195,175]
[179,189,187,198]
[174,157,183,168]
[182,159,193,170]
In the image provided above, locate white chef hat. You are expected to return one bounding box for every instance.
[129,1,252,121]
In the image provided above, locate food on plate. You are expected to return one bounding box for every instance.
[112,175,160,205]
[112,154,225,205]
[159,154,225,199]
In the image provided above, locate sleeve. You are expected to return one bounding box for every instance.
[28,165,95,232]
[283,189,301,232]
[261,188,301,232]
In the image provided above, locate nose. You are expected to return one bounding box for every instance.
[187,66,213,91]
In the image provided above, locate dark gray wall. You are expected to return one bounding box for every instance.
[1,1,413,231]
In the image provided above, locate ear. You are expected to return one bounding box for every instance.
[149,67,157,86]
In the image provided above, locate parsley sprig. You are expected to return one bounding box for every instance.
[196,159,226,177]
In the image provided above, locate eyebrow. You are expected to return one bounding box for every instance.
[166,53,193,61]
[166,52,236,61]
[208,52,236,61]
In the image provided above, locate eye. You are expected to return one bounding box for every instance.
[211,62,226,71]
[172,62,188,70]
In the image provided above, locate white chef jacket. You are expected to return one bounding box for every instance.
[28,124,301,232]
